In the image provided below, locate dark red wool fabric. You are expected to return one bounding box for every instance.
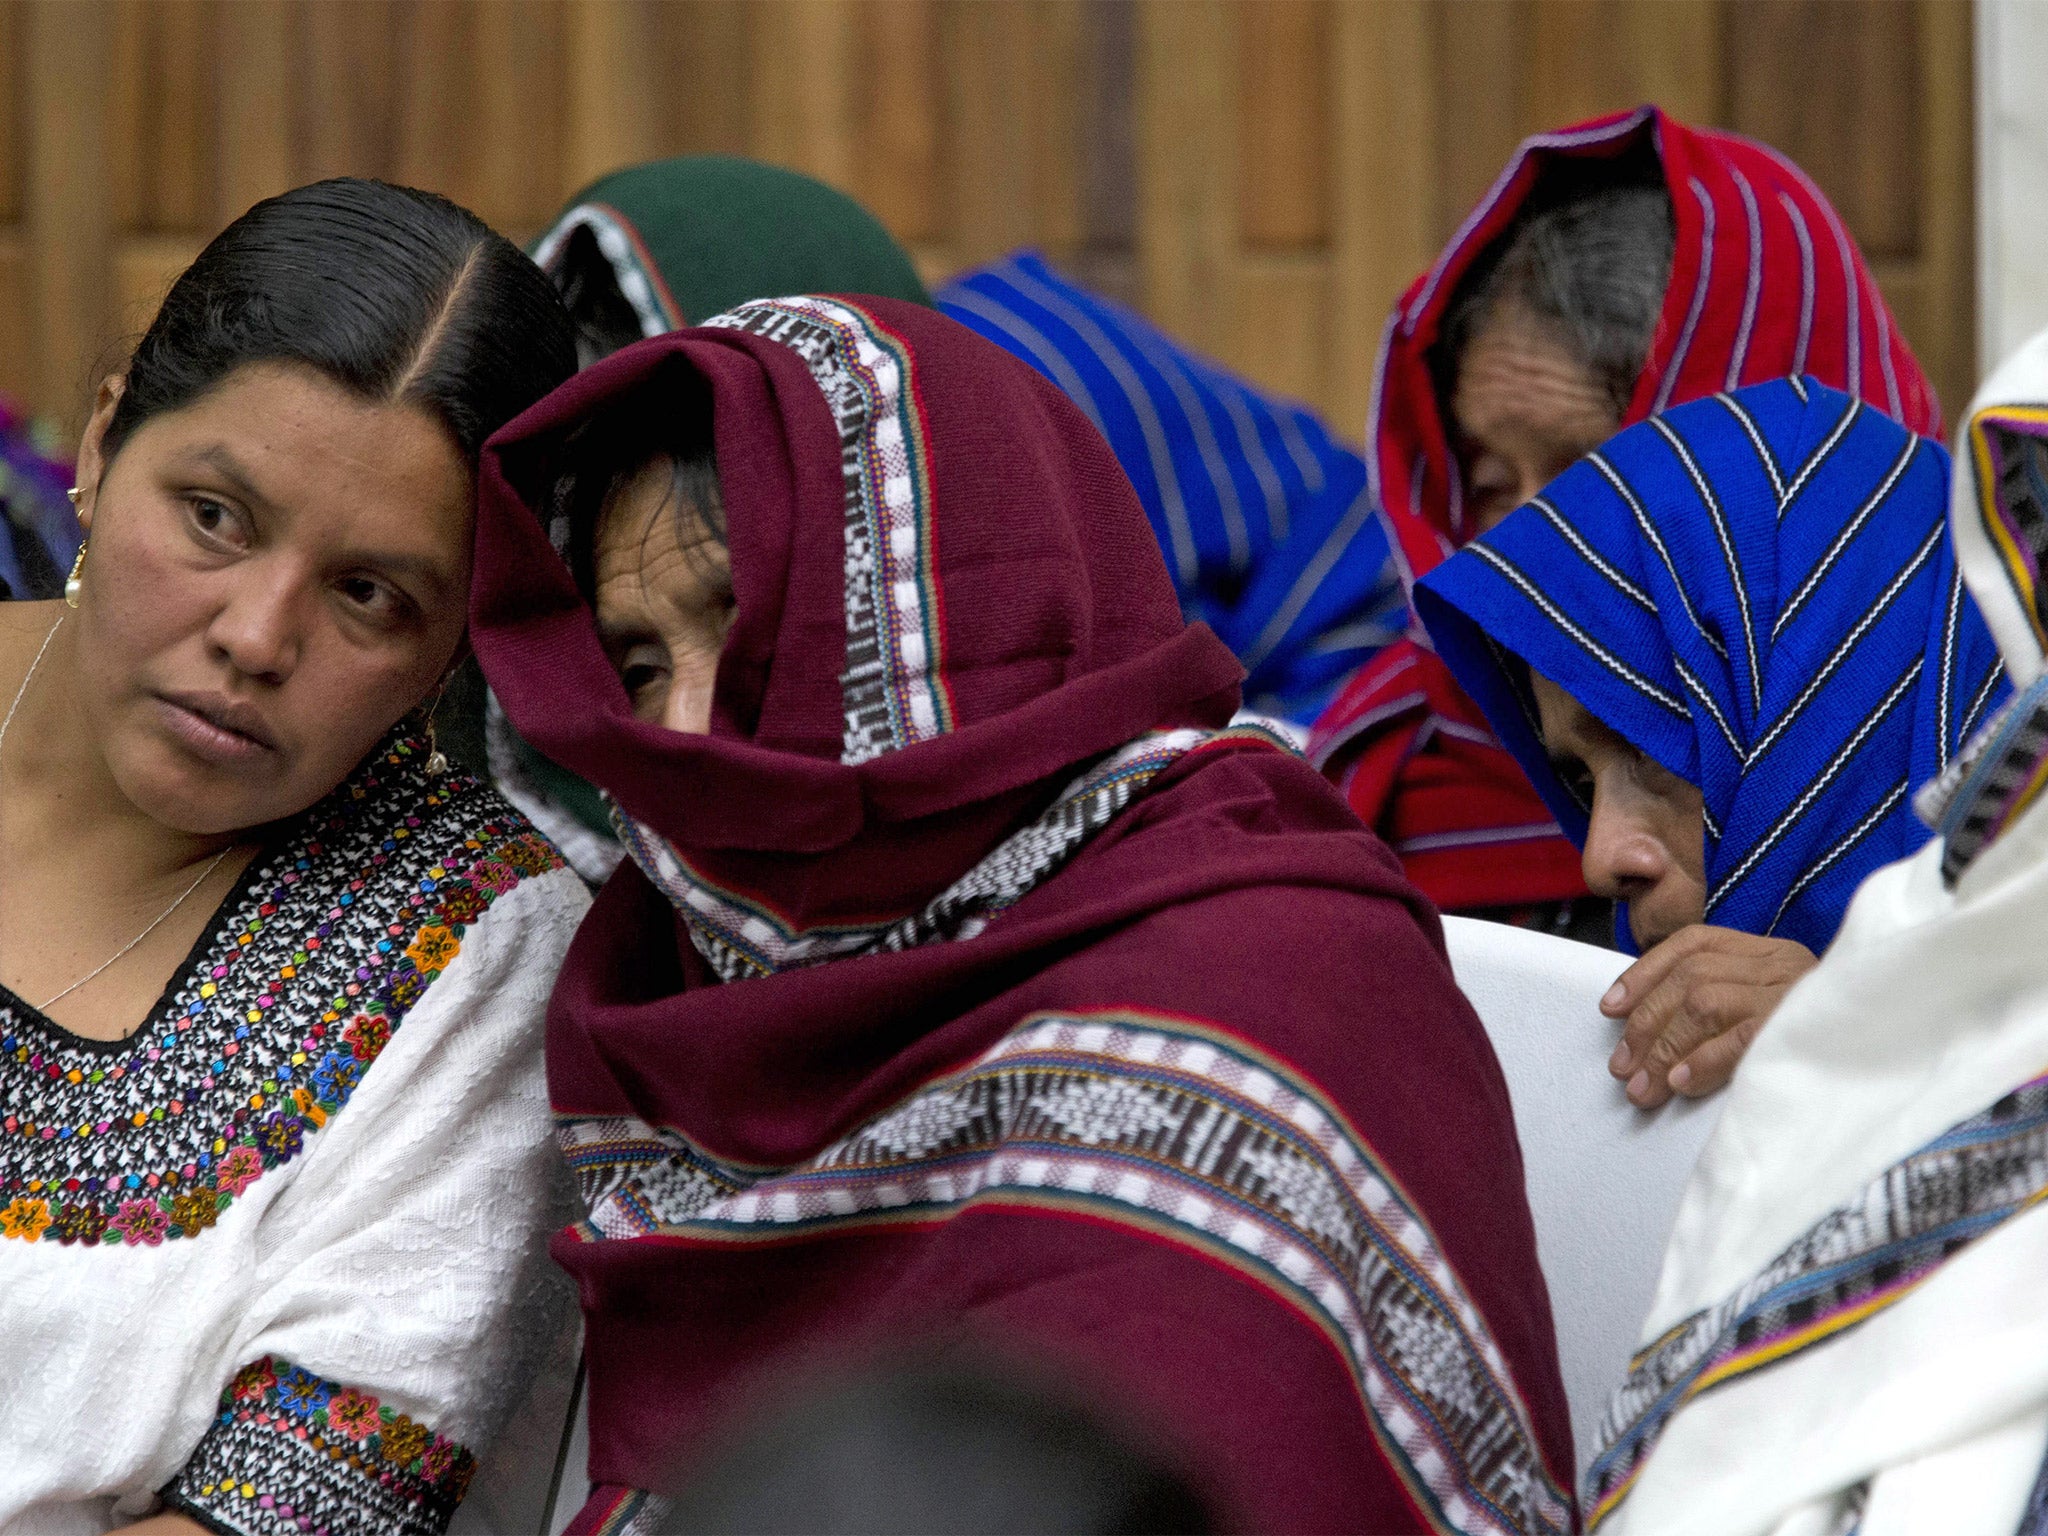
[1310,105,1942,913]
[471,300,1573,1530]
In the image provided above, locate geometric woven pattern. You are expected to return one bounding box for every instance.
[1585,1067,2048,1527]
[706,295,951,764]
[560,1008,1572,1536]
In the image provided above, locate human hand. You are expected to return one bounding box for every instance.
[1600,924,1817,1108]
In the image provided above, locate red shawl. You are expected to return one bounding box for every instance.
[471,298,1575,1532]
[1310,105,1941,915]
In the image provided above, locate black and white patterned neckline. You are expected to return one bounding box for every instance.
[0,732,565,1247]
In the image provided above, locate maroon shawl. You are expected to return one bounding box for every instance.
[471,297,1574,1533]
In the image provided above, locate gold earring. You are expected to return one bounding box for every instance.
[422,691,449,776]
[65,486,80,509]
[63,540,87,608]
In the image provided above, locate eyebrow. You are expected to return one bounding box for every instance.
[190,443,457,593]
[193,445,270,508]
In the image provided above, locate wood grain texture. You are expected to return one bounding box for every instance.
[0,0,1978,456]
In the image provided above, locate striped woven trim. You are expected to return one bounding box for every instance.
[531,203,683,336]
[705,296,951,763]
[1928,670,2048,886]
[1968,405,2048,656]
[1584,1067,2048,1527]
[560,1008,1571,1536]
[613,723,1295,983]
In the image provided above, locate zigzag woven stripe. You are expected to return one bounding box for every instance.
[706,296,950,762]
[610,725,1290,984]
[1932,671,2048,886]
[560,1010,1570,1536]
[1584,1067,2048,1528]
[1969,406,2048,651]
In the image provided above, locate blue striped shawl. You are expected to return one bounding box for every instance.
[1417,377,2009,954]
[936,251,1402,723]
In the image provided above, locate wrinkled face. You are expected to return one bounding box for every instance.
[1528,670,1706,950]
[70,362,473,837]
[1452,303,1624,535]
[591,456,735,736]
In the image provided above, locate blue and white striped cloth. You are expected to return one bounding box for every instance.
[1416,376,2009,953]
[936,251,1402,723]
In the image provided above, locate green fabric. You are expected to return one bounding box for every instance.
[547,155,930,324]
[510,157,930,859]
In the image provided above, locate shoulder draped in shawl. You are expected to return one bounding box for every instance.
[1578,332,2048,1536]
[1416,377,2005,954]
[470,298,1576,1533]
[1310,105,1942,916]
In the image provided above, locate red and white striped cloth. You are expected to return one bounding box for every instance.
[1311,105,1942,915]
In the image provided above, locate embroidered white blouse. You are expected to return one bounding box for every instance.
[0,740,589,1536]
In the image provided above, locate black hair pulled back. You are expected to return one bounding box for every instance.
[102,177,576,471]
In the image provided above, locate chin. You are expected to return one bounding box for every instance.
[109,745,296,839]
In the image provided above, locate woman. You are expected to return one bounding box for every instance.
[471,297,1577,1532]
[1414,376,2005,1105]
[1308,105,1940,935]
[1579,331,2048,1536]
[937,249,1403,726]
[487,155,932,882]
[0,180,584,1535]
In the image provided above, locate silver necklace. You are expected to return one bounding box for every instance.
[0,616,234,1014]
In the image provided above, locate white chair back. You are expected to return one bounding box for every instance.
[1442,915,1722,1475]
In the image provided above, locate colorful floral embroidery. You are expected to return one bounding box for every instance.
[165,1354,475,1536]
[0,735,564,1245]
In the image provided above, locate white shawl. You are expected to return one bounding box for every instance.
[1589,335,2048,1536]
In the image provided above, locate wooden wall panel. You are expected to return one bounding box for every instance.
[0,0,1977,452]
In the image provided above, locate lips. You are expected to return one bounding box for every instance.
[155,690,281,766]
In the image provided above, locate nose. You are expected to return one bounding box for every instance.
[1579,781,1670,907]
[658,673,716,737]
[207,563,305,684]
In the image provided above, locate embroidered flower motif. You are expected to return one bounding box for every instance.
[229,1358,277,1402]
[389,969,427,1010]
[405,924,459,973]
[215,1144,263,1197]
[0,1197,51,1240]
[470,859,518,896]
[326,1386,383,1441]
[258,1110,304,1160]
[170,1187,220,1236]
[342,1012,392,1061]
[436,883,487,926]
[51,1202,107,1245]
[499,837,557,876]
[422,1437,457,1479]
[277,1366,331,1414]
[381,1413,431,1466]
[309,1050,365,1103]
[110,1198,169,1246]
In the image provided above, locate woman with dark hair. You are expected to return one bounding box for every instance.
[1308,105,1941,941]
[0,179,582,1536]
[472,298,1575,1534]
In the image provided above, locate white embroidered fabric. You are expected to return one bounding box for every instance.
[0,867,588,1535]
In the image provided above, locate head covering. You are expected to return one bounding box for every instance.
[494,158,932,880]
[937,251,1402,724]
[471,297,1576,1531]
[1311,105,1942,917]
[1579,333,2048,1536]
[533,155,930,332]
[1415,377,2006,954]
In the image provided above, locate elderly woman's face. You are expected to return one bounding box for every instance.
[1528,670,1706,951]
[1453,305,1623,534]
[70,362,473,837]
[591,457,734,736]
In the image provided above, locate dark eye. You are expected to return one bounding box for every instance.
[620,660,667,698]
[187,496,250,549]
